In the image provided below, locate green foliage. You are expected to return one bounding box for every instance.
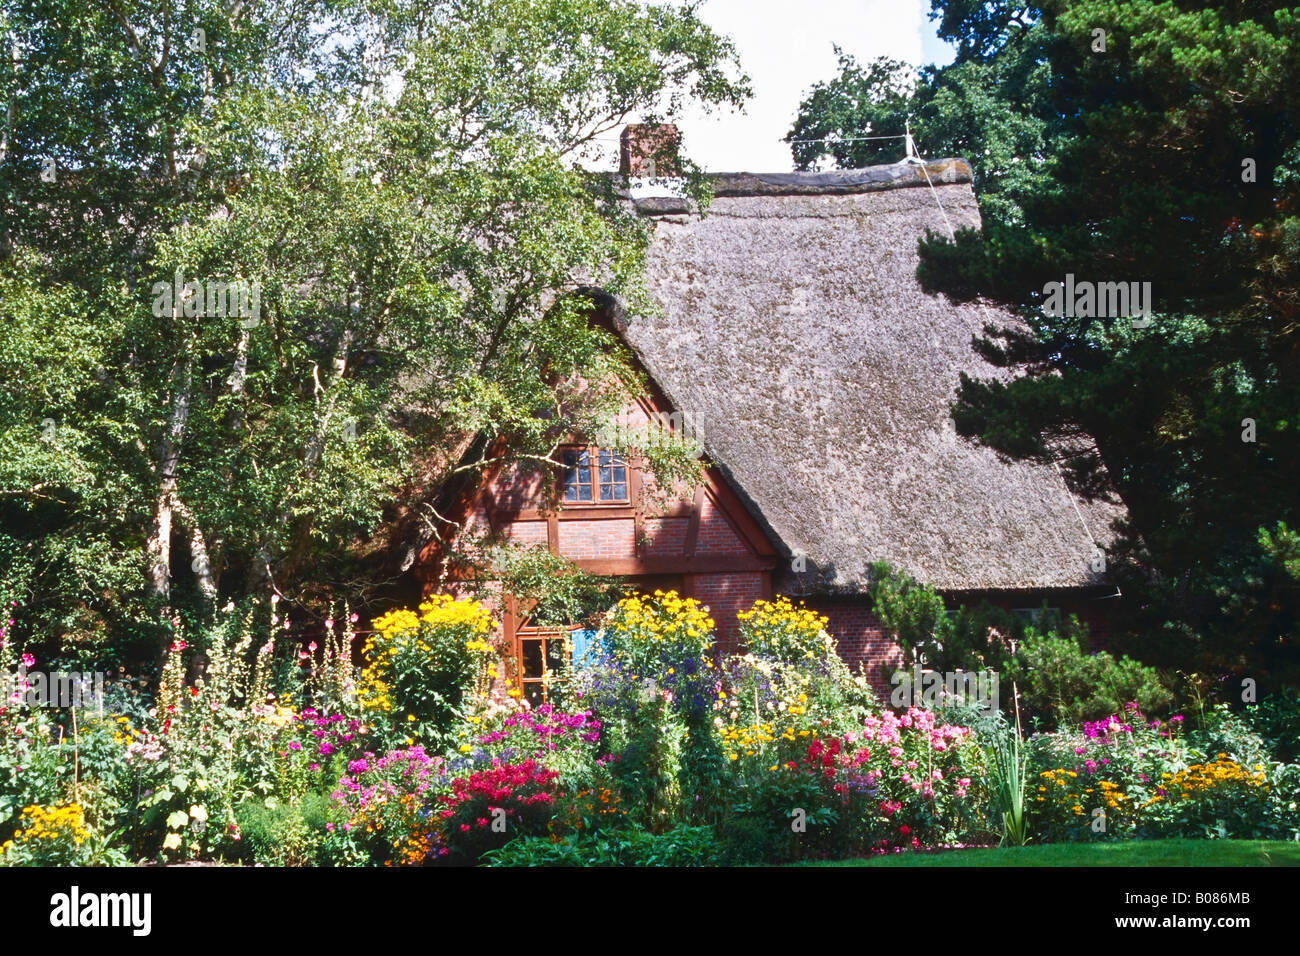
[483,823,722,867]
[360,596,496,750]
[0,0,748,658]
[1027,706,1299,842]
[791,1,1300,685]
[1008,630,1173,730]
[605,690,683,828]
[476,544,620,630]
[715,814,789,866]
[988,724,1030,846]
[868,560,951,668]
[1241,688,1300,763]
[868,560,1026,676]
[233,794,330,866]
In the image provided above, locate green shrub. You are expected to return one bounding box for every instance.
[716,813,788,865]
[483,824,722,867]
[1241,689,1300,763]
[868,562,1033,676]
[868,561,950,669]
[359,595,497,749]
[234,794,330,866]
[1007,631,1172,729]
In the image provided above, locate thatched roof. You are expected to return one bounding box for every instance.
[615,159,1125,593]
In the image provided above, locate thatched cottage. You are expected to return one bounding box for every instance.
[412,125,1124,702]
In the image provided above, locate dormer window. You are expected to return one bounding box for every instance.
[562,447,627,503]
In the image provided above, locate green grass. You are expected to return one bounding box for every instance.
[792,839,1300,867]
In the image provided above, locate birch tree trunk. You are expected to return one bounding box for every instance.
[145,358,193,611]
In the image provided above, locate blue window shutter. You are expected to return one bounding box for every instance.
[570,629,601,668]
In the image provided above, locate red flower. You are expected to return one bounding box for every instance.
[899,825,911,836]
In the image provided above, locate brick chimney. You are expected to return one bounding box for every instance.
[619,123,681,177]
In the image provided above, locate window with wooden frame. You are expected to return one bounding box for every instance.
[560,446,628,504]
[515,624,570,706]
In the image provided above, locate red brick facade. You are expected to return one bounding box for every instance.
[414,393,1115,704]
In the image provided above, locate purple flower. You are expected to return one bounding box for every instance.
[288,741,302,751]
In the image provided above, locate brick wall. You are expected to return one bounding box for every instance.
[489,462,546,512]
[803,598,903,700]
[690,572,767,656]
[643,516,690,556]
[558,518,636,561]
[505,519,548,548]
[694,496,748,555]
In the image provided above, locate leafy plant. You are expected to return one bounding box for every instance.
[484,823,722,867]
[1007,631,1173,729]
[360,596,498,748]
[989,724,1030,847]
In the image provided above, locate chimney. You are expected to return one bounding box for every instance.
[619,123,681,178]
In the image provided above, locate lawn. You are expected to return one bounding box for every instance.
[793,840,1300,867]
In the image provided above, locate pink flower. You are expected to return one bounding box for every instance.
[20,653,34,668]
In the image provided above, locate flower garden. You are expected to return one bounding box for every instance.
[1,592,1297,867]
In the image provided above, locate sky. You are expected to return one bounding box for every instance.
[612,0,956,174]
